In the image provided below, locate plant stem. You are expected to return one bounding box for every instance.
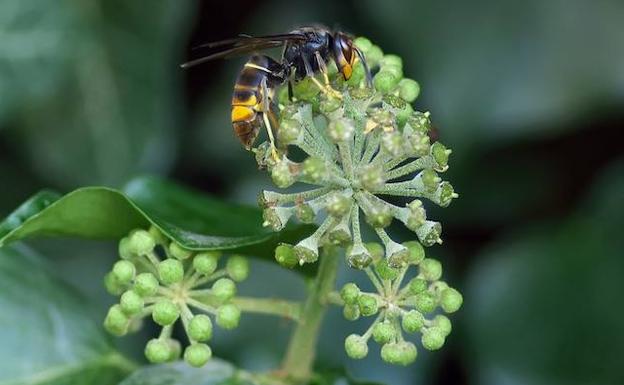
[280,246,340,381]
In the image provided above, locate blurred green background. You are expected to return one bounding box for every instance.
[1,0,623,384]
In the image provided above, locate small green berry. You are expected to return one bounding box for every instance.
[344,334,368,359]
[358,294,379,316]
[343,304,360,321]
[432,314,452,336]
[166,338,182,361]
[169,242,192,260]
[365,45,384,67]
[401,310,425,333]
[216,304,241,329]
[104,272,126,295]
[152,300,179,326]
[128,229,156,256]
[134,272,159,297]
[354,37,372,52]
[372,320,397,344]
[381,54,403,68]
[104,305,129,336]
[420,258,443,281]
[226,255,249,282]
[145,338,171,363]
[275,244,298,268]
[408,278,428,295]
[374,259,398,280]
[158,258,184,285]
[381,341,417,366]
[398,78,420,102]
[184,343,212,367]
[403,241,425,264]
[193,252,219,276]
[340,283,360,305]
[365,243,385,261]
[112,260,135,285]
[148,225,167,245]
[118,237,133,259]
[422,327,446,350]
[120,290,144,315]
[188,314,213,342]
[440,287,463,313]
[374,71,399,93]
[212,278,237,302]
[413,291,437,314]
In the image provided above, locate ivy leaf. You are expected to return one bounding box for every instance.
[0,176,313,264]
[0,244,136,385]
[118,360,251,385]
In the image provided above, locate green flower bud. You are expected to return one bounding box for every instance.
[152,300,180,326]
[381,341,417,366]
[372,320,397,344]
[120,290,144,315]
[148,225,168,245]
[293,76,321,101]
[193,252,219,276]
[358,294,379,316]
[118,237,133,260]
[320,97,342,114]
[104,272,126,295]
[440,287,463,313]
[432,314,452,336]
[328,118,355,142]
[431,142,451,170]
[112,260,135,285]
[403,241,425,264]
[277,118,302,145]
[365,242,385,261]
[413,292,437,314]
[271,159,296,188]
[374,259,398,280]
[408,278,428,295]
[381,54,403,69]
[295,203,316,223]
[354,37,372,52]
[373,71,399,93]
[364,204,392,228]
[216,304,241,329]
[128,229,156,256]
[416,221,443,246]
[346,61,366,86]
[212,278,237,302]
[226,255,249,282]
[357,164,385,191]
[169,242,192,260]
[346,243,373,269]
[422,327,446,350]
[184,343,212,367]
[365,45,384,67]
[158,258,184,285]
[405,200,426,232]
[188,314,213,342]
[301,157,327,184]
[275,244,298,268]
[344,334,369,359]
[398,78,420,102]
[401,310,425,333]
[340,283,361,304]
[420,258,442,281]
[381,64,403,79]
[343,304,361,321]
[104,305,129,336]
[145,338,171,364]
[166,338,182,361]
[134,272,159,297]
[381,131,403,157]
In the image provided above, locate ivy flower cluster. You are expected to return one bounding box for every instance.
[334,241,462,365]
[103,227,248,367]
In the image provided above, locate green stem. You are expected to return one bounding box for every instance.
[281,246,340,381]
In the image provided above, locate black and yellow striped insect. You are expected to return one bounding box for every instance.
[182,25,371,158]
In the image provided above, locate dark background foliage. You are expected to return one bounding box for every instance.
[1,1,623,384]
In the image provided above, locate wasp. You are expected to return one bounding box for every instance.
[181,26,371,159]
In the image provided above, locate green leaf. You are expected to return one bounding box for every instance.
[118,360,250,385]
[0,176,313,263]
[0,244,136,385]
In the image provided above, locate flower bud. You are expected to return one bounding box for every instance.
[373,70,399,93]
[344,334,369,359]
[169,242,192,260]
[408,278,428,295]
[226,255,249,282]
[184,343,212,367]
[120,290,144,315]
[420,258,442,281]
[416,221,443,246]
[301,157,327,184]
[372,320,397,344]
[365,242,385,261]
[401,310,425,333]
[295,203,316,223]
[412,292,437,314]
[166,338,182,361]
[212,278,237,302]
[145,338,171,364]
[158,258,184,285]
[364,203,392,228]
[358,294,379,316]
[104,305,129,336]
[340,283,361,305]
[404,200,426,232]
[128,229,156,256]
[381,63,403,79]
[112,260,135,285]
[354,37,372,52]
[277,118,302,145]
[381,131,403,157]
[381,341,417,366]
[271,159,296,188]
[320,97,342,115]
[365,45,384,67]
[118,237,133,260]
[104,272,126,295]
[403,241,425,264]
[188,314,213,342]
[381,54,403,69]
[398,78,420,102]
[325,192,352,217]
[431,142,451,170]
[440,287,463,313]
[421,327,446,351]
[343,304,360,321]
[346,243,373,269]
[134,272,159,297]
[357,164,385,191]
[148,225,168,245]
[193,252,219,276]
[216,304,241,329]
[432,314,452,336]
[328,118,355,142]
[275,244,298,268]
[293,76,321,101]
[152,300,180,326]
[374,258,398,280]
